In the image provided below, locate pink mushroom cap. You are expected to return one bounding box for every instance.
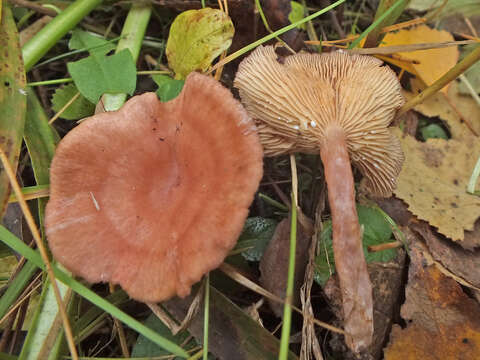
[45,72,263,303]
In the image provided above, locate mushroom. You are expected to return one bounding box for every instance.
[234,46,404,352]
[45,72,263,303]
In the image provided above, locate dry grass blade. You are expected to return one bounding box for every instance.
[219,263,344,334]
[348,40,477,55]
[305,17,427,45]
[0,273,42,326]
[148,282,203,336]
[300,218,324,360]
[0,149,79,360]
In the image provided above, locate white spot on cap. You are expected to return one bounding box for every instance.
[310,121,317,128]
[90,192,100,211]
[293,125,300,130]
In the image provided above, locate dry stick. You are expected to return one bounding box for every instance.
[9,0,58,17]
[219,263,344,334]
[109,284,130,357]
[348,40,476,55]
[456,33,480,42]
[368,241,401,252]
[0,149,79,360]
[397,44,480,124]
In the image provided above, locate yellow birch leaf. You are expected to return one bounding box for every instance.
[393,129,480,243]
[405,78,480,140]
[381,25,459,93]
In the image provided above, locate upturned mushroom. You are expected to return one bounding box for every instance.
[234,46,404,352]
[45,72,263,303]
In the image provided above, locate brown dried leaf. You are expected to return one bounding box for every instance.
[259,216,311,317]
[393,130,480,243]
[384,239,480,360]
[412,222,480,287]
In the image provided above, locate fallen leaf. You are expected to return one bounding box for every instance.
[381,25,458,93]
[405,78,480,140]
[259,216,311,317]
[166,8,234,79]
[164,286,299,360]
[0,5,26,217]
[393,130,480,243]
[412,222,480,287]
[384,239,480,360]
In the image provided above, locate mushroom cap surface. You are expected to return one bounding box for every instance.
[45,72,263,303]
[234,45,404,197]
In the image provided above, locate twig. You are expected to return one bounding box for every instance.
[348,40,476,55]
[9,0,57,17]
[219,263,344,334]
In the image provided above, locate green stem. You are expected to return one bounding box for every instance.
[22,0,103,71]
[203,276,210,360]
[102,2,152,111]
[278,194,297,360]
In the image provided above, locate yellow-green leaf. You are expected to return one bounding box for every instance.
[166,8,234,79]
[0,4,26,217]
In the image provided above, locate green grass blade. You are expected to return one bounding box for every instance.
[348,0,405,49]
[363,0,409,48]
[278,195,297,360]
[202,275,209,360]
[0,261,37,320]
[0,226,189,359]
[24,88,59,229]
[22,0,103,71]
[0,4,27,217]
[18,279,71,360]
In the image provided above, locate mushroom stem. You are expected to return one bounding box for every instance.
[319,126,373,352]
